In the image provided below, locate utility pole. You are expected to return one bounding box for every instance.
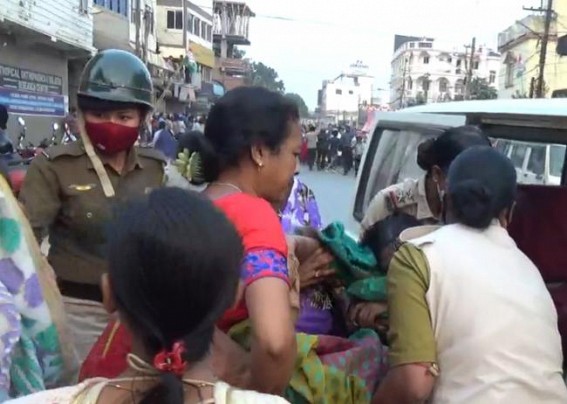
[533,0,554,98]
[182,0,188,54]
[135,0,141,57]
[465,37,476,100]
[399,59,408,109]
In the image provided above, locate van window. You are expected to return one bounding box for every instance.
[510,144,527,169]
[550,145,566,177]
[494,139,510,155]
[357,129,433,217]
[527,146,545,176]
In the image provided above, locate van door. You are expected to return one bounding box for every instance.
[351,113,466,227]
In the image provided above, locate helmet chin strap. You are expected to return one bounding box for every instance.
[77,113,115,198]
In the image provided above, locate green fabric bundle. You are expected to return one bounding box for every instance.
[318,222,388,302]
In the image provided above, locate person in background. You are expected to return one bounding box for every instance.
[0,105,15,160]
[353,134,365,176]
[341,126,354,175]
[304,124,318,171]
[193,116,205,133]
[361,125,491,231]
[374,146,567,404]
[19,49,166,364]
[63,107,80,138]
[171,113,187,138]
[152,119,178,161]
[316,126,330,170]
[7,188,289,404]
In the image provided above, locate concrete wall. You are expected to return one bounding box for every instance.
[0,36,69,145]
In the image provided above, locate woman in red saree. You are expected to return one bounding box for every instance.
[81,87,301,395]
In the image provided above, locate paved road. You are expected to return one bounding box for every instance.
[297,166,360,234]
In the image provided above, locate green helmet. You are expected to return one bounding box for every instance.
[78,49,153,109]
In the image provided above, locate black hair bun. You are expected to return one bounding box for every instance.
[450,179,494,229]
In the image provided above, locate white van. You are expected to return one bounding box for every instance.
[493,139,565,186]
[349,98,567,231]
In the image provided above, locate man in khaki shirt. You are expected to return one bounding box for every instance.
[19,49,165,362]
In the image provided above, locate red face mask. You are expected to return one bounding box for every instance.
[84,121,139,155]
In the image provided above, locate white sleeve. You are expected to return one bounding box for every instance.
[151,130,162,147]
[361,189,389,231]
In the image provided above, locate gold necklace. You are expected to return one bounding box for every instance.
[213,181,242,193]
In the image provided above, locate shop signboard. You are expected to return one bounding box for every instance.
[0,87,65,117]
[0,63,65,116]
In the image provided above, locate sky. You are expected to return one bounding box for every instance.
[241,0,540,109]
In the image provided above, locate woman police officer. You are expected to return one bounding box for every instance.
[19,49,166,363]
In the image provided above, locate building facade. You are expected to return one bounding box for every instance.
[498,3,567,99]
[390,35,500,109]
[317,61,374,125]
[212,0,254,90]
[155,0,216,112]
[0,0,95,144]
[92,0,177,111]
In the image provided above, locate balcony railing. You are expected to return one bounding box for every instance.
[212,1,254,43]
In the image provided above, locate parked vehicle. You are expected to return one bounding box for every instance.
[15,117,40,160]
[8,117,39,196]
[62,122,78,144]
[351,98,567,362]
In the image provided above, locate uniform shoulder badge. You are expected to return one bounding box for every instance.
[384,181,416,212]
[136,147,167,164]
[43,142,85,161]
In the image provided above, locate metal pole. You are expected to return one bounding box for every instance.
[536,0,553,98]
[465,37,476,99]
[135,0,141,56]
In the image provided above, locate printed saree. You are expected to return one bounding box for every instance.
[0,176,77,401]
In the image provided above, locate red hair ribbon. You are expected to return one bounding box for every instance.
[153,341,187,377]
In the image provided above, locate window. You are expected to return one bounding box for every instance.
[550,145,566,177]
[187,14,194,33]
[407,77,413,90]
[448,57,452,64]
[505,63,514,87]
[410,43,415,48]
[335,89,342,95]
[167,10,183,29]
[489,70,496,84]
[194,17,200,36]
[94,0,128,17]
[349,90,354,95]
[423,56,430,64]
[456,59,462,67]
[527,146,546,176]
[510,145,527,169]
[473,61,479,70]
[207,25,212,41]
[201,21,207,39]
[419,42,432,48]
[439,79,448,92]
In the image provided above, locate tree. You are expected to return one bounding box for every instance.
[469,78,498,100]
[249,62,285,93]
[285,93,309,117]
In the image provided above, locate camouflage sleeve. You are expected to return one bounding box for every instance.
[18,156,61,241]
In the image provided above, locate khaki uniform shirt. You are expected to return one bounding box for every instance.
[19,142,165,286]
[361,176,435,231]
